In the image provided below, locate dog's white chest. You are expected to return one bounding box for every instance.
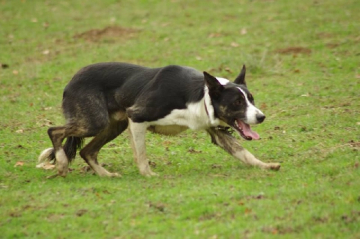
[150,99,219,130]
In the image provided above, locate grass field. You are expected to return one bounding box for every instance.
[1,0,359,238]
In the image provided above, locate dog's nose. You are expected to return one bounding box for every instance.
[256,114,266,123]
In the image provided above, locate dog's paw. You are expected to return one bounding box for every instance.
[138,164,159,177]
[267,163,281,171]
[149,171,159,177]
[108,172,122,178]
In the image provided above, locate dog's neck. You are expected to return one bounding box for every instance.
[203,87,219,126]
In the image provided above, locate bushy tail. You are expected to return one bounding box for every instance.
[63,137,84,163]
[36,137,84,168]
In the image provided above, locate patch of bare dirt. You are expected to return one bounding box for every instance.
[349,140,360,148]
[317,32,334,39]
[326,43,340,49]
[275,46,312,55]
[73,26,140,42]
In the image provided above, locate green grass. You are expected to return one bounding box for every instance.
[1,0,359,238]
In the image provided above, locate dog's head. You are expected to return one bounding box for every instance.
[204,65,265,140]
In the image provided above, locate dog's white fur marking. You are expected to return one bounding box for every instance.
[151,87,219,130]
[55,149,68,176]
[237,87,264,124]
[234,148,280,170]
[55,149,67,165]
[129,119,158,176]
[36,148,53,168]
[88,160,120,177]
[208,128,280,170]
[215,77,230,85]
[234,149,270,169]
[235,149,280,170]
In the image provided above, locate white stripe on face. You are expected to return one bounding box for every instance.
[237,87,264,124]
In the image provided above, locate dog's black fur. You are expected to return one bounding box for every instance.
[37,62,280,177]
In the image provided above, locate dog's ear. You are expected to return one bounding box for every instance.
[234,64,246,85]
[203,71,224,98]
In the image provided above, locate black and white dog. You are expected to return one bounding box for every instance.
[37,63,280,177]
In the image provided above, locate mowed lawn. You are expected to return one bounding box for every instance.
[0,0,359,238]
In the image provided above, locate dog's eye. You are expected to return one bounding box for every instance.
[248,94,255,104]
[233,100,242,106]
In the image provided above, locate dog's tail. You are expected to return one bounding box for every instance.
[36,137,84,168]
[63,137,84,163]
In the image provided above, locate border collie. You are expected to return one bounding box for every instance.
[37,63,280,177]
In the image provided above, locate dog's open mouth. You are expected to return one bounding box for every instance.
[234,119,260,140]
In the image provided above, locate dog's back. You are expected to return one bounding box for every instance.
[64,63,206,123]
[63,62,152,112]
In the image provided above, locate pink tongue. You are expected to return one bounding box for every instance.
[238,121,260,140]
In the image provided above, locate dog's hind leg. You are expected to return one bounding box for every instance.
[47,126,71,177]
[207,128,280,170]
[128,120,157,177]
[79,119,128,177]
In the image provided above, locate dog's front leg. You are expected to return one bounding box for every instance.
[128,120,158,177]
[206,128,280,170]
